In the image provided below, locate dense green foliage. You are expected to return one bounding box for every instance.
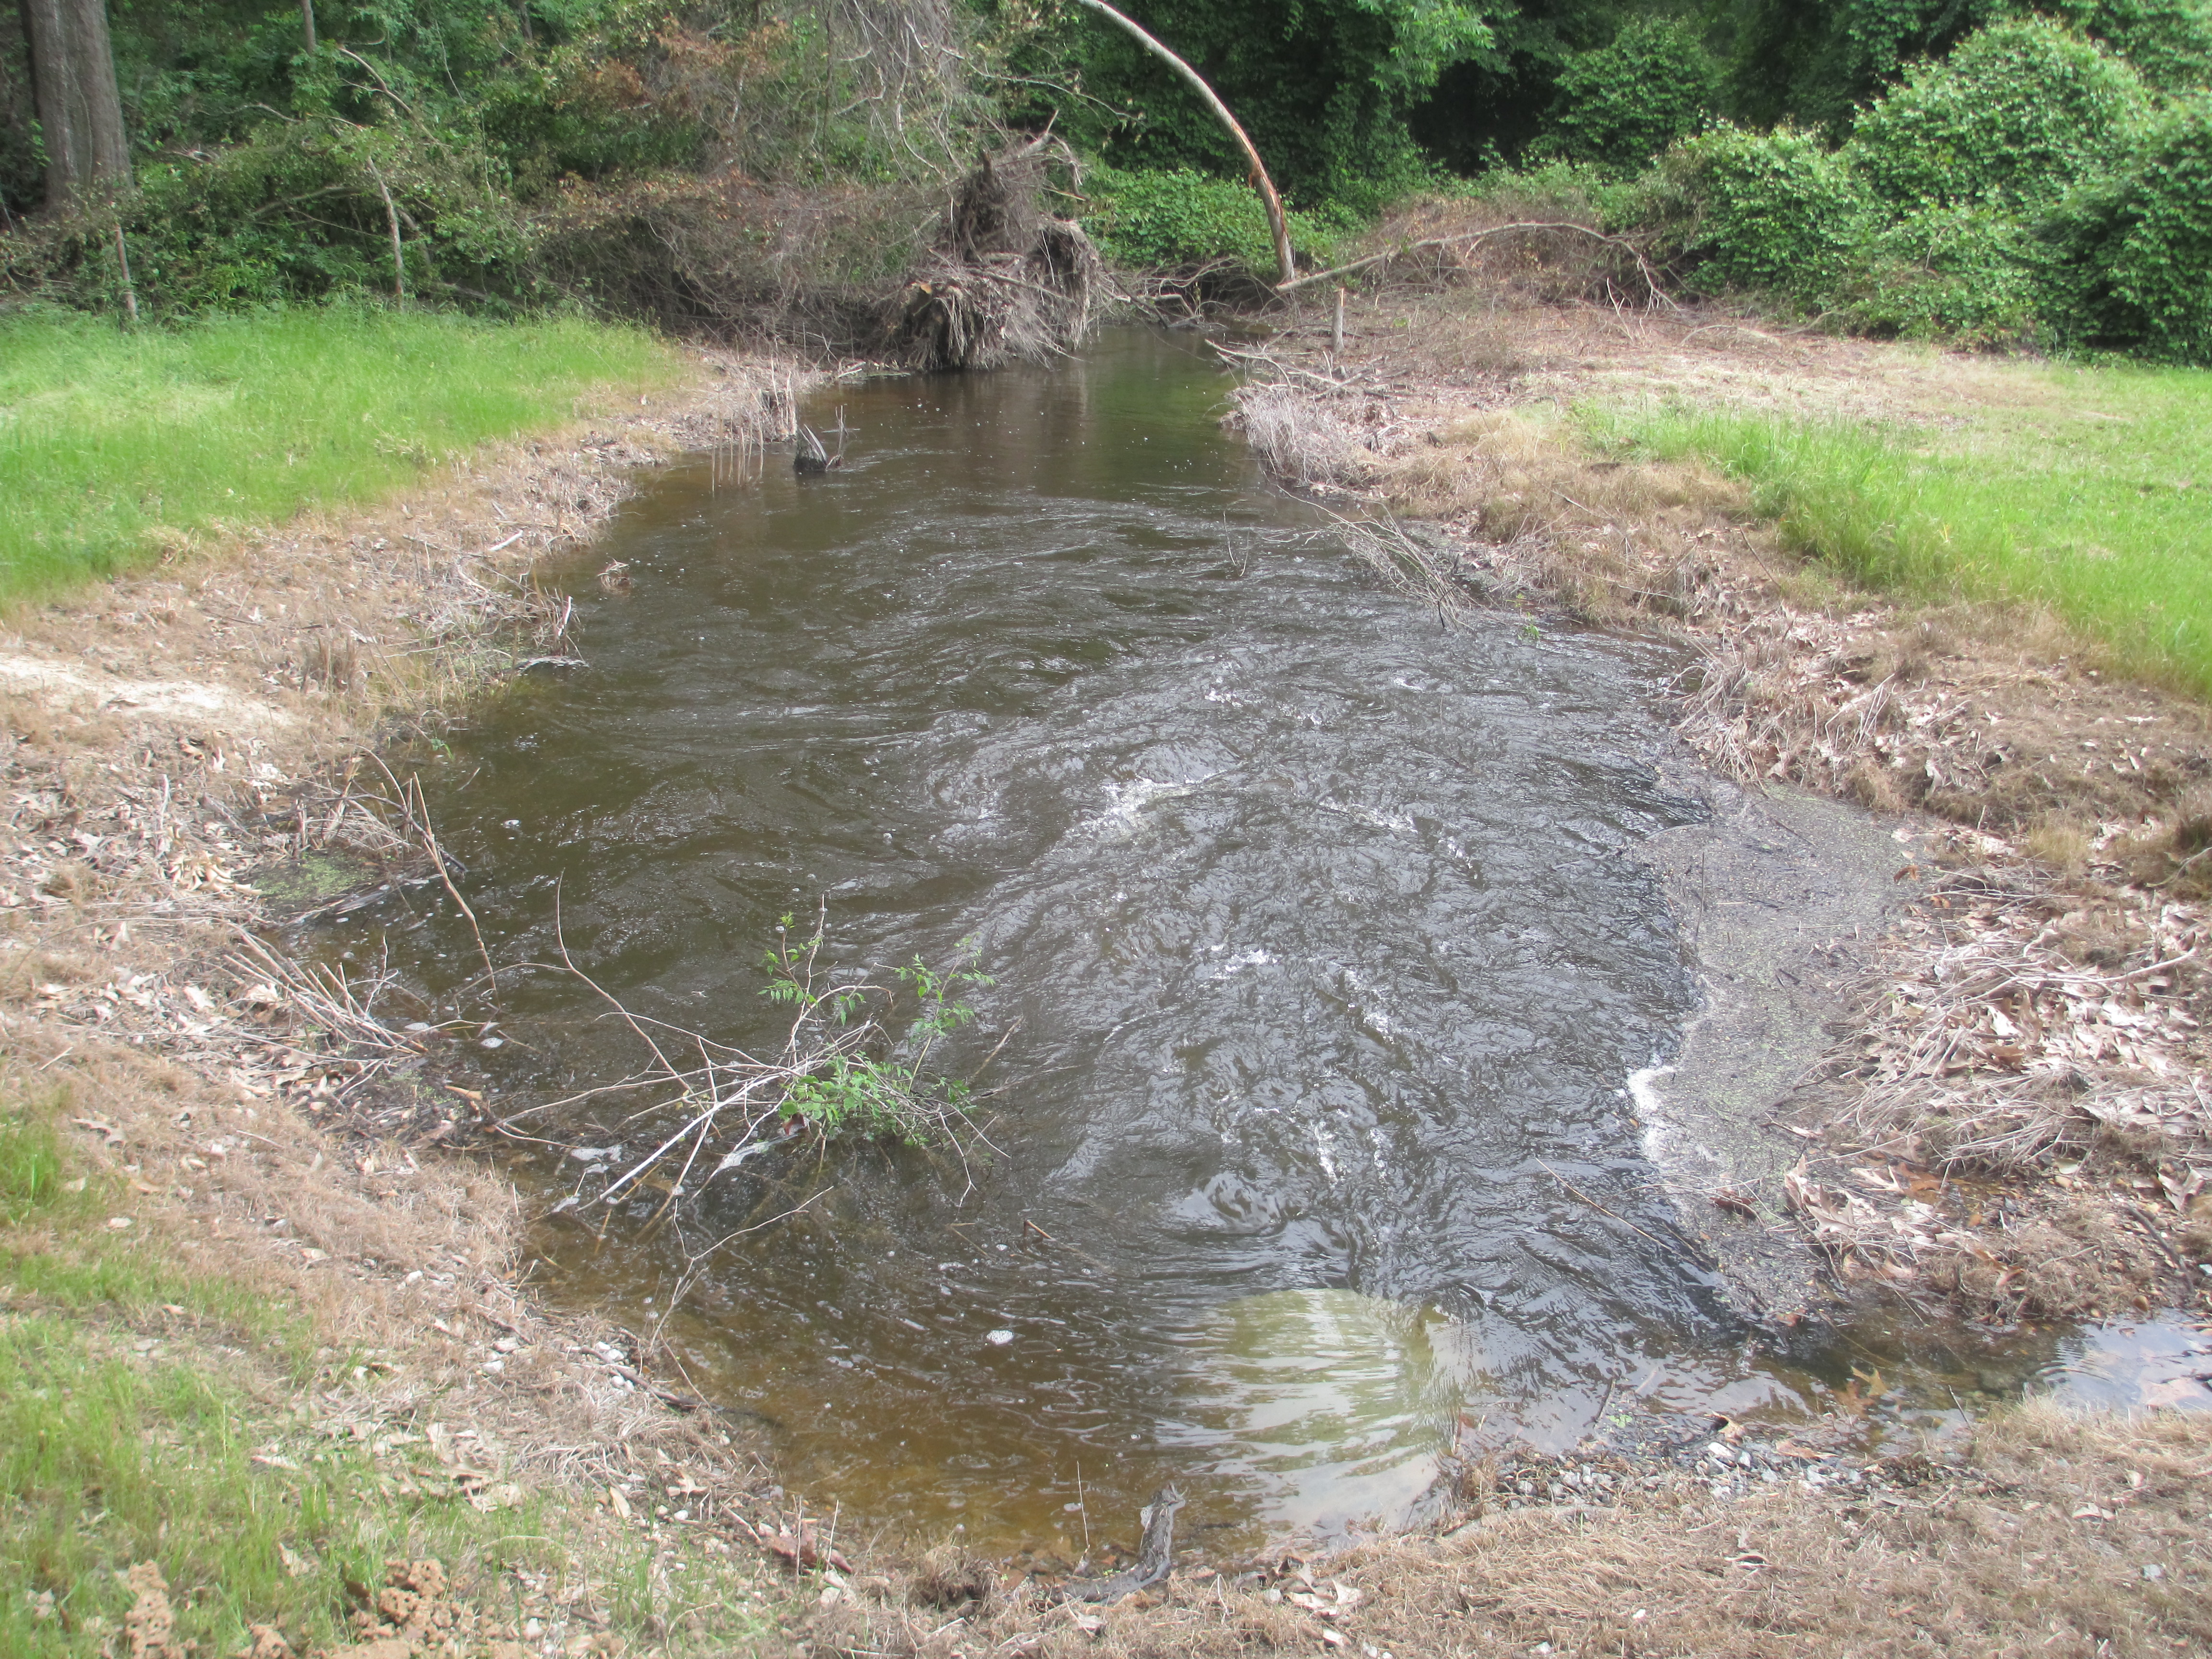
[1590,359,2212,690]
[2,1,2210,354]
[1624,14,2212,360]
[1647,122,1871,301]
[1,1,980,313]
[1543,16,1720,169]
[0,305,678,600]
[1081,163,1351,272]
[1845,17,2146,210]
[2048,94,2212,358]
[1006,0,1496,204]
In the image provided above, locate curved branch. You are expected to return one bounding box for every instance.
[1067,0,1295,285]
[1278,221,1671,301]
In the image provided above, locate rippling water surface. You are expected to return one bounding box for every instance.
[349,332,1857,1551]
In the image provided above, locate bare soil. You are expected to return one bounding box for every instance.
[807,1401,2212,1659]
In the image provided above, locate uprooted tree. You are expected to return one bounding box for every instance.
[890,133,1103,370]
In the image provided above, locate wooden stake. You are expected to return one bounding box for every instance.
[112,220,138,327]
[1332,286,1346,355]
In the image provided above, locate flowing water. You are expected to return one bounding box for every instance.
[327,331,2200,1557]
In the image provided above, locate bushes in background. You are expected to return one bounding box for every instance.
[1544,17,1720,173]
[1630,15,2212,363]
[1080,165,1351,274]
[1647,123,1871,304]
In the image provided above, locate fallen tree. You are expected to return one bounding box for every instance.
[890,134,1103,370]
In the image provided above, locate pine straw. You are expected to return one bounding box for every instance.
[803,1403,2211,1659]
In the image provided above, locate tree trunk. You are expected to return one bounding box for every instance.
[300,0,316,52]
[21,0,129,208]
[1067,0,1295,284]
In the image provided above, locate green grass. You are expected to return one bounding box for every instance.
[1,1099,783,1656]
[0,304,686,605]
[1587,360,2212,695]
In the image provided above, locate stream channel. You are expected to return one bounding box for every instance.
[328,330,2202,1558]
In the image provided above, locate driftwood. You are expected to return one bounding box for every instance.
[1064,1485,1184,1603]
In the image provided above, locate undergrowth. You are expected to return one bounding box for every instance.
[1082,164,1356,276]
[764,919,994,1146]
[1587,357,2212,693]
[0,303,683,605]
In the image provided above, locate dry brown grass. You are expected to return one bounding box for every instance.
[800,1403,2210,1659]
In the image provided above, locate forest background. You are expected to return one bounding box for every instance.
[2,0,2210,364]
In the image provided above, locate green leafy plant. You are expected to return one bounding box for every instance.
[1546,16,1721,174]
[1645,121,1874,302]
[761,917,996,1146]
[1845,17,2149,214]
[1840,202,2048,343]
[1081,163,1353,274]
[2045,93,2212,362]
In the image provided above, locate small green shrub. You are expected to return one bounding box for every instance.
[1842,204,2047,343]
[761,922,995,1146]
[1649,123,1873,302]
[1547,17,1721,173]
[2046,95,2212,362]
[1846,18,2150,214]
[1081,165,1352,274]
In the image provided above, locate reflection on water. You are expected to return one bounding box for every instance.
[328,330,2207,1555]
[1190,1289,1485,1534]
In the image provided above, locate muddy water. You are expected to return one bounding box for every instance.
[354,333,1867,1550]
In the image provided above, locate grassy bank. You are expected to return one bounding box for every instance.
[1587,361,2212,695]
[0,1095,779,1658]
[0,306,685,606]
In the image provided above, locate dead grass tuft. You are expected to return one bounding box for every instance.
[907,1543,1003,1613]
